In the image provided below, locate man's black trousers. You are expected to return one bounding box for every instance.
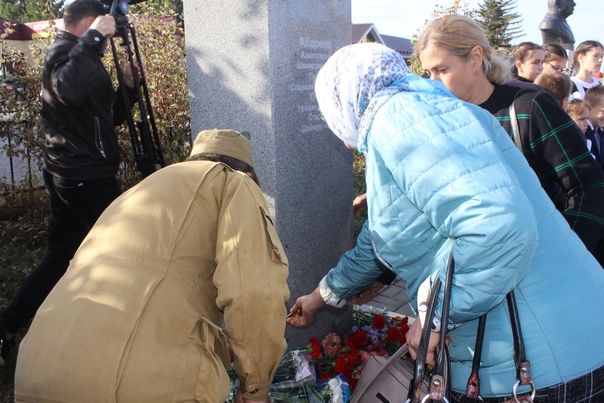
[0,170,121,334]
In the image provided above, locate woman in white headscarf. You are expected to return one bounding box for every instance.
[288,43,604,402]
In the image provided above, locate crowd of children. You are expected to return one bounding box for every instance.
[512,40,604,170]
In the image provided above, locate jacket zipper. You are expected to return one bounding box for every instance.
[94,116,107,159]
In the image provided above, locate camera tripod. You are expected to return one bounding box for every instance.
[106,0,165,177]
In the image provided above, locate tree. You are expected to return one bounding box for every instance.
[476,0,523,49]
[0,0,64,23]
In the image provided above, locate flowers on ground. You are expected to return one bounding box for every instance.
[305,310,409,390]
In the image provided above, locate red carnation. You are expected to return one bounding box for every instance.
[386,326,400,342]
[347,350,361,367]
[349,330,369,349]
[309,337,322,360]
[372,314,386,329]
[335,356,348,373]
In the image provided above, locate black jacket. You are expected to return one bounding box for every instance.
[481,83,604,252]
[41,29,135,180]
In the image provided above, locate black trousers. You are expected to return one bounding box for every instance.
[0,170,120,334]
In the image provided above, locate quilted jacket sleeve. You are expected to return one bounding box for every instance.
[321,221,387,306]
[371,94,539,325]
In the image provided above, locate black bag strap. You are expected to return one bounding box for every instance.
[407,253,454,403]
[408,276,441,402]
[508,87,547,151]
[461,290,536,402]
[460,315,486,402]
[508,99,523,149]
[429,253,454,401]
[507,290,536,401]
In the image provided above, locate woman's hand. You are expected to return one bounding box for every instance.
[286,287,326,328]
[405,317,442,369]
[352,193,368,218]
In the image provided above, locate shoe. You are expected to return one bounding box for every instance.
[0,329,15,367]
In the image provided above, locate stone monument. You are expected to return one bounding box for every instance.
[539,0,575,49]
[183,1,353,348]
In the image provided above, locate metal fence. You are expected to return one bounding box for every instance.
[0,118,41,194]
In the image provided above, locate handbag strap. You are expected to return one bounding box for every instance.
[462,314,487,400]
[461,291,536,402]
[429,253,455,401]
[408,253,454,402]
[508,100,522,149]
[508,88,547,151]
[507,291,536,401]
[408,275,441,402]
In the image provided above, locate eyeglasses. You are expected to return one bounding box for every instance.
[545,62,570,74]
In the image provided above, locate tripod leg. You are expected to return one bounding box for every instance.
[110,37,141,158]
[129,23,165,167]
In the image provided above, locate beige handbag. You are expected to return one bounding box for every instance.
[351,343,426,403]
[351,254,455,403]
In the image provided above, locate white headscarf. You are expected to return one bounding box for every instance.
[314,43,411,149]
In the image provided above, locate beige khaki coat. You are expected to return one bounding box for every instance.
[15,161,290,403]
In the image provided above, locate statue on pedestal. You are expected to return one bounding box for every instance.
[539,0,575,49]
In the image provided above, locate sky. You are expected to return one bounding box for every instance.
[351,0,604,46]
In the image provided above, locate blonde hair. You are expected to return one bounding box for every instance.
[415,15,511,84]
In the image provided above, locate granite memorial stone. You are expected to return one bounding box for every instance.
[184,0,353,348]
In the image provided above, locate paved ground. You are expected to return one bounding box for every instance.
[362,277,414,316]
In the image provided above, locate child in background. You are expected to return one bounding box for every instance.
[543,43,569,74]
[583,85,604,167]
[534,69,573,109]
[567,99,594,159]
[567,99,591,135]
[571,41,604,99]
[513,42,545,82]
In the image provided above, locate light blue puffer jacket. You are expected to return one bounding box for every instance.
[324,80,604,397]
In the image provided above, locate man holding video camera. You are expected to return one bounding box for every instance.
[0,0,138,364]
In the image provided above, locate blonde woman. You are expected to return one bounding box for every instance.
[415,14,604,254]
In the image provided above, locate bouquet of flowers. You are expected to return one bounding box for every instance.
[306,310,409,390]
[227,350,350,403]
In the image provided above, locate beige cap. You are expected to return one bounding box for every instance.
[190,129,255,168]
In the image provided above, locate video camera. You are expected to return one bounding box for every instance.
[98,0,165,177]
[99,0,145,35]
